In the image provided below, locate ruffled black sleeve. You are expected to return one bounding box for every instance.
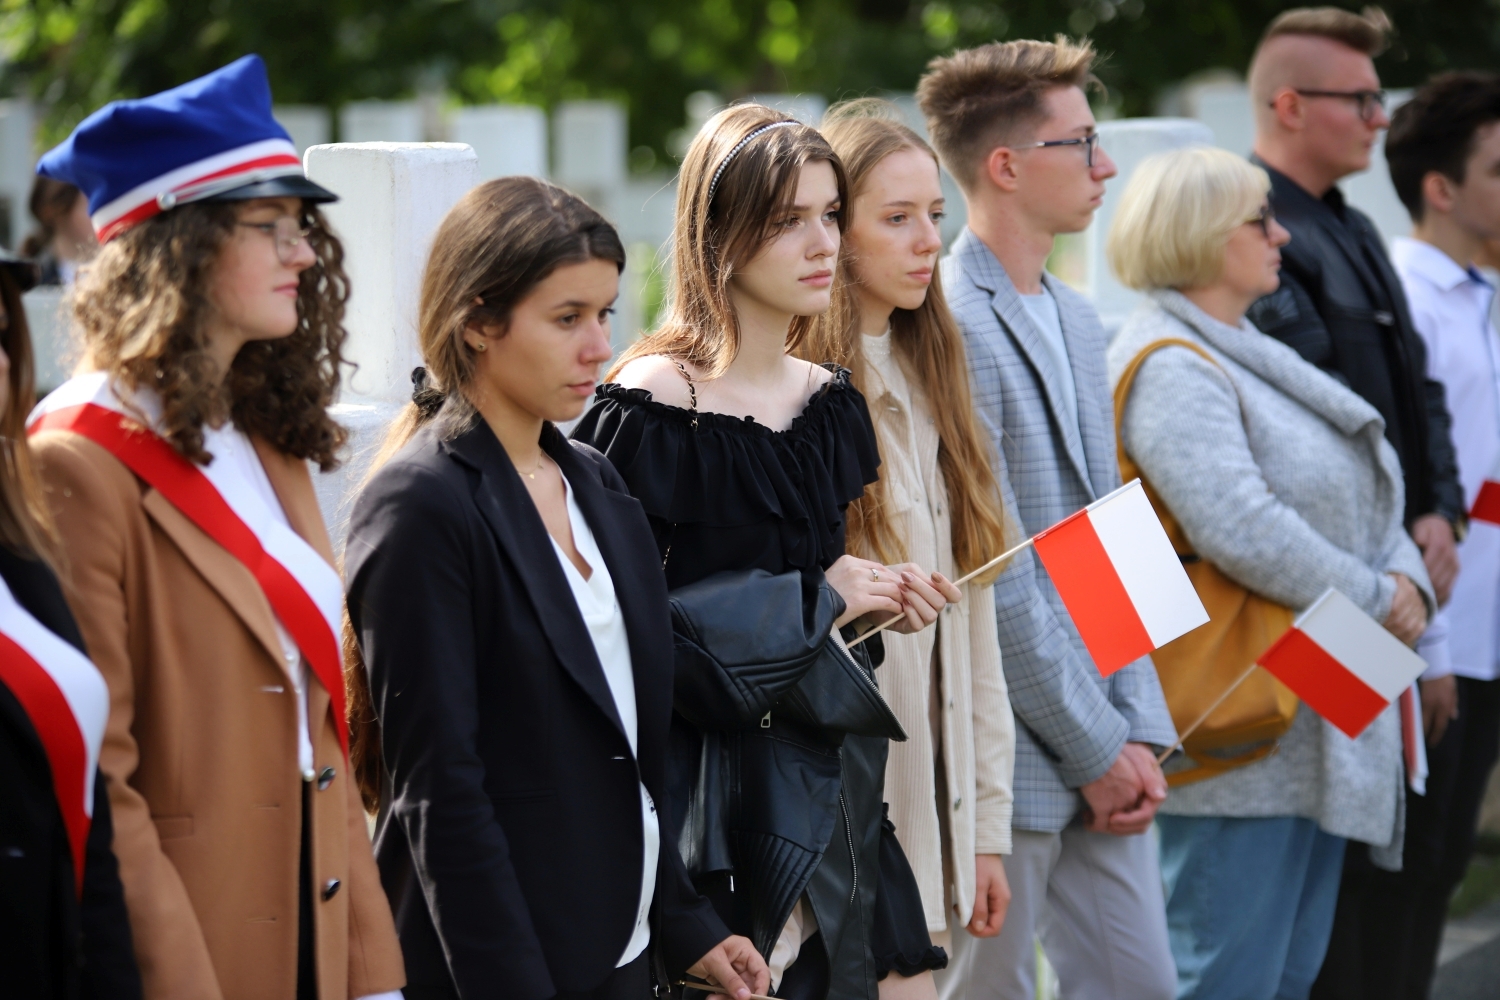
[571,366,880,582]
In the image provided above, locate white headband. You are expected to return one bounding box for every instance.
[706,120,799,205]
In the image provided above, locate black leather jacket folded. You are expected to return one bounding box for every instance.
[667,568,904,997]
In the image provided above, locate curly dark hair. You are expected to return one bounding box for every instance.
[72,201,350,470]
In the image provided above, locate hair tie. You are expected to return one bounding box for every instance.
[706,120,799,206]
[411,366,447,420]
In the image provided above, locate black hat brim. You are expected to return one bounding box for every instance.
[206,174,338,204]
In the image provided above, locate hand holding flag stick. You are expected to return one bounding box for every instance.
[851,481,1210,681]
[677,980,776,1000]
[1155,588,1430,765]
[847,535,1037,648]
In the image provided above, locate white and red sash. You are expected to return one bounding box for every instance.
[0,575,109,894]
[29,373,348,755]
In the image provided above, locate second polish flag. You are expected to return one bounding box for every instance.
[1032,480,1210,677]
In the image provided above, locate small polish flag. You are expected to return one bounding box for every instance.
[1470,473,1500,525]
[1256,589,1427,739]
[1031,480,1209,677]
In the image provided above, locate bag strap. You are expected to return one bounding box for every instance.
[1112,338,1222,477]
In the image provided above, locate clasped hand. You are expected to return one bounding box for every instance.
[1078,742,1168,836]
[825,555,963,633]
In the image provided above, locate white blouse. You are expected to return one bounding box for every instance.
[549,471,660,967]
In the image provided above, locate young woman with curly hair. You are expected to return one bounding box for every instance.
[25,57,404,1000]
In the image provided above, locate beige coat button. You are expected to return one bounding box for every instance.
[321,878,341,901]
[317,767,336,791]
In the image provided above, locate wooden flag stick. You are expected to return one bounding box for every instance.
[677,980,776,1000]
[1155,662,1260,765]
[847,536,1037,648]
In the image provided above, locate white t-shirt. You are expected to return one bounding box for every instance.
[1019,285,1082,448]
[549,471,660,966]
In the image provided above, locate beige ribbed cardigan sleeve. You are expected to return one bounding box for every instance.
[968,578,1014,856]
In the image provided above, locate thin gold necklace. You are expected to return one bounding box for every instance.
[521,453,548,480]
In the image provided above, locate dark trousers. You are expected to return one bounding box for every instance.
[1312,676,1500,1000]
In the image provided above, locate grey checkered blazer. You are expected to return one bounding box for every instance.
[943,229,1177,832]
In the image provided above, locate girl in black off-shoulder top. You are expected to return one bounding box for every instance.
[578,104,952,1000]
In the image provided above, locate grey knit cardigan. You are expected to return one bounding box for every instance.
[1108,290,1434,865]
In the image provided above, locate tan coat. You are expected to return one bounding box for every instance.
[862,332,1015,933]
[33,427,404,1000]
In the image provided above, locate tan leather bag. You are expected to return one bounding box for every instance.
[1114,338,1300,786]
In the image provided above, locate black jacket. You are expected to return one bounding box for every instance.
[0,547,140,1000]
[1248,159,1464,528]
[344,418,730,1000]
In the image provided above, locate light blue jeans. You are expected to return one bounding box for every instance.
[1157,815,1346,1000]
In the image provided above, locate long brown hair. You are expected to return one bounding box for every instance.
[0,269,58,563]
[609,104,848,380]
[345,177,626,811]
[798,99,1012,583]
[72,201,350,470]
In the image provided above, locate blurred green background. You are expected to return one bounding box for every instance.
[4,0,1499,160]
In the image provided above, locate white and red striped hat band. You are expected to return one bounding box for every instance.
[91,137,303,243]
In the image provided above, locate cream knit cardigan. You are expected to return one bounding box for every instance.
[862,331,1015,932]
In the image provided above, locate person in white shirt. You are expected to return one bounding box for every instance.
[1378,70,1500,1000]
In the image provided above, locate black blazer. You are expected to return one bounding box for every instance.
[1247,159,1464,528]
[0,547,140,1000]
[344,418,730,1000]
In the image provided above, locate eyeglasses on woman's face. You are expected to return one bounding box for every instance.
[236,215,314,266]
[1244,203,1277,239]
[1283,88,1387,124]
[1019,131,1103,169]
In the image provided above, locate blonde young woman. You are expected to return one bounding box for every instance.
[798,99,1016,997]
[573,104,947,999]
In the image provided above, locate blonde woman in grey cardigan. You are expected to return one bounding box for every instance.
[1105,147,1434,1000]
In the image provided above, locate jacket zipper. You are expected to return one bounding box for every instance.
[839,788,857,908]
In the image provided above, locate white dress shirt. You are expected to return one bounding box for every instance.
[1393,236,1500,681]
[549,471,660,966]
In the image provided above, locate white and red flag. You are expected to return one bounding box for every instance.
[1256,588,1427,739]
[1031,480,1209,677]
[1469,465,1500,525]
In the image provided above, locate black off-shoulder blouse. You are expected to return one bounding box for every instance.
[570,365,881,590]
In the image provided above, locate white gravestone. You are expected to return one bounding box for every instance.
[339,101,425,144]
[0,99,36,249]
[554,101,628,196]
[452,105,548,180]
[303,142,480,539]
[273,105,332,155]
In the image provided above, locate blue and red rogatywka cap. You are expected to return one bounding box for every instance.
[36,54,336,244]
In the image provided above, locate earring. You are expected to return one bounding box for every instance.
[470,340,487,352]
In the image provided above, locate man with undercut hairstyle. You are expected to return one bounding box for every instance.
[918,38,1178,1000]
[1246,7,1464,601]
[1241,8,1467,998]
[1318,71,1500,1000]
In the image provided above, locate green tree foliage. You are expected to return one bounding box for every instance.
[3,0,1498,158]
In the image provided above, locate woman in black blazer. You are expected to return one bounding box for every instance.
[0,252,140,999]
[343,178,769,1000]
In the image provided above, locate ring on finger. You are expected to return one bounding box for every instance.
[870,567,880,582]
